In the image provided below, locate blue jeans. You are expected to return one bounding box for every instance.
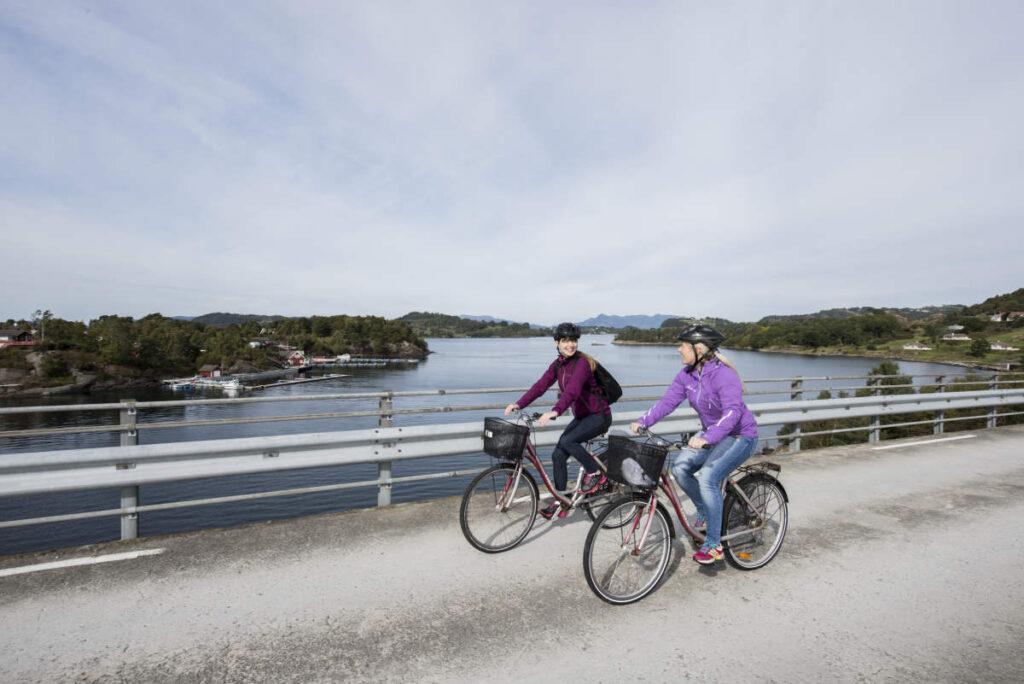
[551,412,612,491]
[670,435,758,547]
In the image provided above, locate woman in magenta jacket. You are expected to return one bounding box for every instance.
[506,322,612,519]
[630,324,758,565]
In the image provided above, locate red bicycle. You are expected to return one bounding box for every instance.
[459,410,616,553]
[582,428,789,604]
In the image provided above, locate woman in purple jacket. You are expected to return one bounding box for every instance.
[505,322,612,519]
[630,324,758,565]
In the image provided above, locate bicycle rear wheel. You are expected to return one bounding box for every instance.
[581,484,634,528]
[583,495,672,605]
[460,463,538,553]
[722,476,788,570]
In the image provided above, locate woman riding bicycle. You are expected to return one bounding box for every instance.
[630,324,758,564]
[505,322,612,519]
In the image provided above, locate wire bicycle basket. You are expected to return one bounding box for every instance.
[603,435,668,489]
[482,417,530,460]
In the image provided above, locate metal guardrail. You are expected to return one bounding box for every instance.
[2,385,1024,543]
[2,372,1022,440]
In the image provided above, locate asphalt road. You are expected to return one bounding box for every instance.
[2,426,1024,682]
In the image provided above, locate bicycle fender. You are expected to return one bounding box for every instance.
[735,472,789,503]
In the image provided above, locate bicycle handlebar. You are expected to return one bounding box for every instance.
[507,408,554,424]
[633,426,710,450]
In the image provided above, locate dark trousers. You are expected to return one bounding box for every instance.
[551,412,613,491]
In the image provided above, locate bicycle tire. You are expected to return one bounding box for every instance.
[460,463,539,553]
[583,495,672,605]
[721,475,788,570]
[580,484,633,528]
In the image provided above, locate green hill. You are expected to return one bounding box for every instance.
[397,312,549,338]
[963,288,1024,315]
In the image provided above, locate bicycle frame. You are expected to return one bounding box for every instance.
[618,469,769,553]
[494,426,603,514]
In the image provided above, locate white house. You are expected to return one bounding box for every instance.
[941,333,971,342]
[991,342,1020,352]
[902,342,932,351]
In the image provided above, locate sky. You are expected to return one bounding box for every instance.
[2,1,1023,325]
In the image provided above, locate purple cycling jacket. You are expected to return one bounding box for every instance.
[636,359,757,444]
[516,354,611,419]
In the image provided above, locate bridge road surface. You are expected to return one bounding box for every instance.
[2,426,1024,683]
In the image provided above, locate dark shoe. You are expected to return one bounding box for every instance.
[539,502,560,520]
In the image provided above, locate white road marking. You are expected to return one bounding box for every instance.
[0,548,165,578]
[872,434,976,451]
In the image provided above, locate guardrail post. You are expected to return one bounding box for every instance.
[933,376,945,435]
[377,394,394,507]
[987,377,999,428]
[869,379,882,443]
[119,400,139,540]
[790,425,802,453]
[790,378,803,401]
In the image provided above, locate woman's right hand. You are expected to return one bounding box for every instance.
[504,403,520,416]
[629,421,644,435]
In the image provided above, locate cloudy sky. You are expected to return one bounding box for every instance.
[2,1,1022,324]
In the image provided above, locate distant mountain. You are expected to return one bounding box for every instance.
[190,312,288,327]
[758,306,963,324]
[578,314,679,329]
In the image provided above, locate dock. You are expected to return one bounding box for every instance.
[248,373,348,391]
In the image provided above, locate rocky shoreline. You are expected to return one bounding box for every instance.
[611,339,1008,372]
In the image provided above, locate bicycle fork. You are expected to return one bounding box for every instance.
[495,463,525,513]
[625,492,659,556]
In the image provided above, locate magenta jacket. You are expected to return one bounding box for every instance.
[636,359,757,444]
[516,354,611,419]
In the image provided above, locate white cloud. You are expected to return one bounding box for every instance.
[1,1,1022,324]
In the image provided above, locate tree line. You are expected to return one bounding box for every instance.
[1,313,428,382]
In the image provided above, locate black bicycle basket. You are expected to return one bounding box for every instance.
[482,417,530,460]
[603,435,668,489]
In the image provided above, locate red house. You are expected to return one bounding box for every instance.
[198,364,221,378]
[0,329,34,349]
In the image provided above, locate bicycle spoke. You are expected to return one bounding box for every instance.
[461,464,538,553]
[584,498,672,604]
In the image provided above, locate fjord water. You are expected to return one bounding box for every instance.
[0,336,969,554]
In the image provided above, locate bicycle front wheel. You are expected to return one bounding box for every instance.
[460,463,538,553]
[722,476,788,570]
[583,495,672,605]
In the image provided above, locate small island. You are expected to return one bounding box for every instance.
[0,312,428,397]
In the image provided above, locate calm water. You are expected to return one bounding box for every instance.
[0,336,970,554]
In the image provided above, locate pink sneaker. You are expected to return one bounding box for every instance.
[692,545,724,565]
[581,472,607,495]
[539,501,571,520]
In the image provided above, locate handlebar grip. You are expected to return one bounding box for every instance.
[531,412,542,420]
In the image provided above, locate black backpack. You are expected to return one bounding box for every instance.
[573,356,622,404]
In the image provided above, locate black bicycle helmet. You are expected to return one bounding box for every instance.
[553,322,581,341]
[676,324,726,349]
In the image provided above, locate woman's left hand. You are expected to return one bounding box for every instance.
[538,411,558,427]
[688,435,709,449]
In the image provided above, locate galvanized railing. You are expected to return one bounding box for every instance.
[2,372,1020,440]
[2,375,1023,544]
